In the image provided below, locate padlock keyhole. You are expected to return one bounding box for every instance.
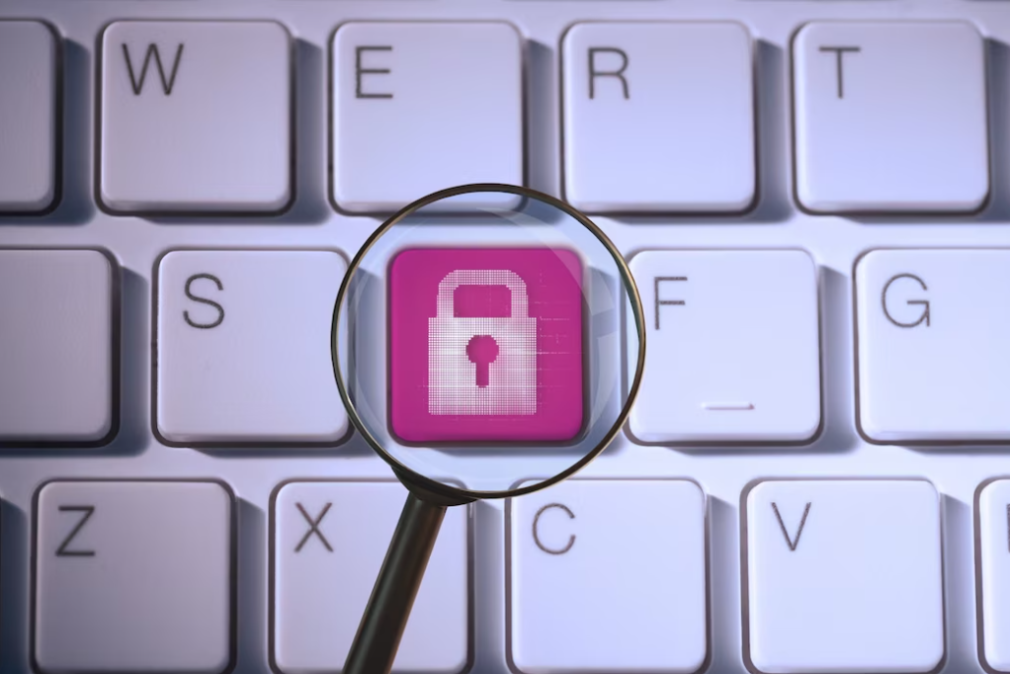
[466,335,499,388]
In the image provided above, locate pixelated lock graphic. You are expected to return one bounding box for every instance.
[389,248,584,443]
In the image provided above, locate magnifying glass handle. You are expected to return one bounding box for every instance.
[344,491,446,674]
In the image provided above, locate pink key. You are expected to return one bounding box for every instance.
[389,248,584,442]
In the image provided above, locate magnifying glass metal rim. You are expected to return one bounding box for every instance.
[330,182,646,503]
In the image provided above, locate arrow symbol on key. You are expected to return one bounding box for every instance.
[701,402,754,411]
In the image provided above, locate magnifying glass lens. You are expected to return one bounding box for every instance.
[332,185,644,674]
[333,185,645,500]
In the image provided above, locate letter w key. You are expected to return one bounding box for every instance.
[122,43,184,95]
[99,21,292,213]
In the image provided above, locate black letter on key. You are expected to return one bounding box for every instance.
[654,276,687,330]
[588,47,630,100]
[295,502,334,553]
[533,503,576,555]
[1005,503,1010,553]
[818,46,860,99]
[56,505,96,557]
[122,43,184,96]
[771,502,811,552]
[881,273,930,328]
[356,46,393,99]
[184,273,225,329]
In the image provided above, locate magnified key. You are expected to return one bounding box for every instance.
[388,248,584,442]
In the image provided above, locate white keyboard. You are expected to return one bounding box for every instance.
[2,1,1010,672]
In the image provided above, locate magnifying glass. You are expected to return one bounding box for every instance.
[331,183,646,674]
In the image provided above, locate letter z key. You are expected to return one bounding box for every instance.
[34,481,234,673]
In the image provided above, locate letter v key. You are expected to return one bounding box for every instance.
[771,502,811,551]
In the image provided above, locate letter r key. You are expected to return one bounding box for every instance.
[562,22,755,213]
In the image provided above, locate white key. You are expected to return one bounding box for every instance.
[99,21,291,213]
[273,481,469,673]
[794,22,987,213]
[509,479,706,673]
[562,22,754,213]
[978,480,1010,671]
[745,480,944,674]
[0,250,114,443]
[156,251,347,444]
[35,481,233,673]
[856,249,1010,442]
[628,251,820,443]
[331,22,522,212]
[0,21,57,212]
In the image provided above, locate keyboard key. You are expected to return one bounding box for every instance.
[388,248,583,442]
[0,250,114,443]
[628,251,820,443]
[99,21,291,213]
[978,480,1010,671]
[272,480,469,673]
[331,22,522,212]
[794,22,987,213]
[745,479,943,674]
[856,249,1010,442]
[155,250,347,445]
[35,481,233,673]
[0,21,57,212]
[562,22,754,213]
[509,479,706,672]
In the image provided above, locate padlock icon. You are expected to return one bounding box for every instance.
[428,269,538,416]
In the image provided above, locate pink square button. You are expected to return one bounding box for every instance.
[389,248,584,442]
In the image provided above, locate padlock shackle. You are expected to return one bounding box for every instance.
[435,269,529,319]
